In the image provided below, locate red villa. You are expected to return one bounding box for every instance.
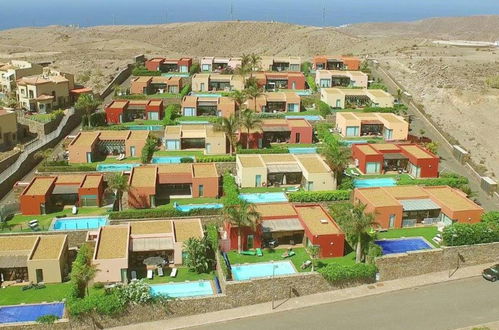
[145,57,192,73]
[105,99,164,124]
[239,118,313,149]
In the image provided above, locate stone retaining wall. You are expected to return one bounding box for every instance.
[0,150,20,172]
[215,161,236,175]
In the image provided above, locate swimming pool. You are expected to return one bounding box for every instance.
[126,125,163,131]
[151,156,195,164]
[354,177,396,188]
[375,238,433,255]
[175,203,223,212]
[341,139,369,146]
[288,147,317,154]
[191,92,222,98]
[0,303,64,324]
[232,261,297,281]
[239,192,288,204]
[177,121,211,125]
[285,115,322,121]
[149,280,214,298]
[294,90,312,96]
[161,73,190,78]
[51,216,108,231]
[96,163,140,172]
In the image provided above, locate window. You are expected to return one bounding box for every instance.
[307,181,314,191]
[320,79,331,88]
[201,64,210,71]
[366,162,381,174]
[166,140,180,150]
[28,90,34,99]
[335,99,341,108]
[345,126,359,137]
[290,64,300,71]
[198,185,204,197]
[291,82,296,89]
[183,107,196,116]
[383,128,393,140]
[200,83,205,91]
[287,103,299,112]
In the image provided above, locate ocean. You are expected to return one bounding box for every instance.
[1,0,499,30]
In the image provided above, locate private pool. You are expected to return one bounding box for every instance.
[96,163,140,172]
[239,192,288,204]
[341,139,369,146]
[177,121,211,125]
[149,280,214,298]
[190,92,222,98]
[126,125,163,131]
[161,73,190,78]
[175,203,223,212]
[151,156,195,164]
[354,177,396,188]
[375,238,433,255]
[0,303,64,324]
[288,147,317,154]
[285,115,322,121]
[232,261,297,281]
[50,216,108,231]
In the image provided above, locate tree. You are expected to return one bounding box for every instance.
[75,94,101,127]
[107,173,129,211]
[424,141,438,154]
[70,244,97,298]
[230,90,248,112]
[214,115,240,156]
[34,148,54,166]
[245,85,263,112]
[223,201,261,253]
[141,136,158,163]
[307,245,320,272]
[320,135,351,185]
[419,128,426,137]
[240,109,262,149]
[183,236,216,273]
[248,53,262,72]
[396,89,403,103]
[189,63,201,75]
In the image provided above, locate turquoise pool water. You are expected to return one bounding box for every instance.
[151,156,195,164]
[126,125,163,131]
[285,115,322,121]
[232,261,296,281]
[150,280,214,298]
[375,238,433,255]
[341,139,369,145]
[161,73,190,78]
[354,177,396,188]
[288,147,317,154]
[177,121,211,125]
[294,90,312,96]
[176,203,223,212]
[239,192,288,204]
[96,163,140,172]
[191,92,222,98]
[51,216,108,231]
[0,303,64,324]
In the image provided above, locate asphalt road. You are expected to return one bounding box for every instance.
[189,277,499,330]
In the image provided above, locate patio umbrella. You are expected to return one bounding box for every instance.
[142,256,166,266]
[282,174,287,185]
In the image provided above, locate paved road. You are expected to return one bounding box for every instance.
[189,277,499,330]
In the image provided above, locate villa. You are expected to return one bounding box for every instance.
[260,56,301,72]
[313,55,362,71]
[254,72,306,91]
[315,71,368,88]
[246,91,301,113]
[321,88,394,109]
[191,73,245,92]
[354,185,484,229]
[0,60,43,93]
[20,174,105,215]
[200,57,242,73]
[181,95,236,117]
[127,163,220,208]
[164,124,227,154]
[238,118,313,149]
[0,108,18,151]
[68,130,149,163]
[130,76,182,95]
[0,235,68,284]
[92,219,203,283]
[236,154,336,190]
[105,99,164,123]
[352,143,439,177]
[335,112,409,140]
[223,203,345,257]
[144,57,192,73]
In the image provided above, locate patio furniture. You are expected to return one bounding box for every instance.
[143,256,166,267]
[72,205,78,215]
[147,269,153,279]
[281,249,295,258]
[170,268,178,278]
[157,267,164,277]
[432,236,442,244]
[131,271,137,281]
[29,220,38,226]
[256,248,263,257]
[301,260,312,270]
[240,250,257,256]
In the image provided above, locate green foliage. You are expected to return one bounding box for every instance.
[237,147,289,154]
[206,224,219,252]
[486,75,499,89]
[368,83,388,91]
[287,190,351,202]
[75,94,101,121]
[443,222,499,246]
[180,157,194,163]
[316,123,351,183]
[361,105,407,114]
[132,66,161,76]
[222,172,240,207]
[93,282,104,289]
[338,176,354,190]
[397,175,468,188]
[240,109,263,149]
[117,94,147,100]
[36,314,59,324]
[163,104,181,125]
[360,61,371,74]
[482,211,499,225]
[301,61,312,75]
[318,263,377,284]
[117,279,154,304]
[29,110,65,123]
[183,236,216,273]
[366,242,382,264]
[306,75,317,92]
[189,63,201,75]
[141,136,158,164]
[197,155,236,162]
[213,114,240,155]
[38,164,97,172]
[89,112,107,127]
[69,244,97,299]
[108,173,129,212]
[109,206,220,220]
[318,100,332,117]
[180,84,191,98]
[68,291,125,317]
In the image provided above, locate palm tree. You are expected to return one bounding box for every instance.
[245,85,263,112]
[107,173,129,211]
[307,245,320,272]
[34,148,54,166]
[249,53,262,72]
[340,203,378,263]
[223,201,261,253]
[70,244,97,298]
[320,136,351,185]
[230,90,248,113]
[214,115,240,155]
[240,109,263,149]
[75,94,101,127]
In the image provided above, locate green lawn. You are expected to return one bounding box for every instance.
[317,251,356,267]
[170,197,221,205]
[122,120,164,126]
[28,113,55,123]
[1,207,108,233]
[146,93,181,99]
[153,150,204,157]
[143,268,215,284]
[175,116,218,123]
[0,283,71,306]
[377,226,440,247]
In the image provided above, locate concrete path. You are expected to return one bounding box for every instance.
[114,263,496,330]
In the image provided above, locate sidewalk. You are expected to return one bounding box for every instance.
[114,262,494,330]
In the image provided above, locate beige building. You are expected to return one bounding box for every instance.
[0,109,18,151]
[191,73,245,92]
[315,70,368,88]
[335,112,408,140]
[164,124,227,155]
[0,61,43,93]
[236,154,336,191]
[246,92,301,113]
[200,57,242,72]
[92,220,203,283]
[17,68,75,113]
[321,88,394,109]
[181,95,236,118]
[260,56,301,72]
[0,235,68,284]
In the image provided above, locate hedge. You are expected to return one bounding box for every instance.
[318,263,377,285]
[109,206,221,220]
[132,66,161,76]
[318,100,332,117]
[287,190,351,202]
[237,147,289,154]
[38,164,97,172]
[306,75,317,92]
[197,155,236,162]
[397,176,468,188]
[179,84,191,98]
[221,172,239,206]
[482,211,499,224]
[163,104,180,125]
[443,222,499,246]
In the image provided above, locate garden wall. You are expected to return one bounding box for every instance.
[17,114,63,136]
[376,241,499,281]
[0,150,20,172]
[215,162,236,175]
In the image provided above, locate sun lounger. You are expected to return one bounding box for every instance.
[131,271,137,281]
[147,269,153,279]
[301,260,312,270]
[29,220,38,226]
[256,248,263,257]
[240,250,257,256]
[157,267,164,277]
[282,250,296,258]
[72,205,78,215]
[432,236,442,244]
[170,268,178,278]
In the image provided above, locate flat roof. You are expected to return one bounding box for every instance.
[400,145,434,159]
[286,118,310,128]
[174,219,203,242]
[0,236,37,254]
[193,163,218,178]
[425,186,483,212]
[357,145,379,155]
[254,203,298,218]
[371,143,400,152]
[24,177,55,196]
[238,155,265,168]
[295,205,341,236]
[98,130,130,141]
[96,226,129,260]
[111,100,129,109]
[130,166,157,187]
[55,174,86,185]
[71,131,99,147]
[356,188,400,207]
[130,220,173,235]
[129,130,149,140]
[383,186,428,199]
[261,154,296,163]
[31,235,65,260]
[295,154,330,173]
[157,163,193,175]
[81,175,103,189]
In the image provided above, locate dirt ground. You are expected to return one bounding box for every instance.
[0,16,498,176]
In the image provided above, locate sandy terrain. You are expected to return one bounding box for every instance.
[0,16,498,176]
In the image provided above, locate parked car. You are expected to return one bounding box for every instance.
[482,264,499,282]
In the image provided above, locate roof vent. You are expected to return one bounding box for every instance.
[320,219,328,224]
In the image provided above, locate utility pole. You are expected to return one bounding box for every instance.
[112,14,116,26]
[165,9,168,24]
[322,4,326,26]
[230,1,234,21]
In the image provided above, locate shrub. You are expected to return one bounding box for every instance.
[189,63,200,75]
[109,206,220,220]
[301,61,312,75]
[482,211,499,225]
[288,190,351,202]
[237,147,289,154]
[141,136,158,163]
[306,75,317,92]
[117,279,154,305]
[206,224,219,252]
[132,66,161,76]
[318,100,332,117]
[368,83,388,91]
[89,112,107,127]
[93,282,105,289]
[197,155,236,162]
[68,291,125,317]
[118,94,147,100]
[366,242,383,264]
[222,172,239,206]
[179,84,191,98]
[397,176,468,188]
[163,104,181,125]
[443,222,499,246]
[180,157,194,163]
[338,177,354,190]
[318,263,377,285]
[183,236,216,273]
[36,314,59,324]
[38,164,97,172]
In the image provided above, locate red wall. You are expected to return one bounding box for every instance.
[308,232,345,258]
[342,58,361,70]
[352,144,383,174]
[178,58,192,69]
[226,223,263,251]
[192,177,219,198]
[145,101,165,119]
[78,182,104,207]
[287,75,306,90]
[239,132,262,149]
[145,59,162,71]
[20,195,47,215]
[289,126,313,144]
[105,107,124,124]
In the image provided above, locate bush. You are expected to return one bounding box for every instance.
[222,172,239,206]
[163,104,181,125]
[68,291,125,317]
[183,236,216,273]
[206,224,219,252]
[306,75,317,92]
[180,157,194,163]
[38,164,97,172]
[301,61,312,75]
[117,279,154,305]
[118,94,147,100]
[132,66,161,76]
[141,136,158,164]
[397,176,468,188]
[366,242,383,264]
[197,155,236,162]
[189,63,200,75]
[318,263,377,284]
[93,282,105,289]
[237,147,289,154]
[482,211,499,225]
[89,112,107,127]
[36,314,59,324]
[318,100,332,117]
[443,222,499,246]
[338,177,354,190]
[179,84,191,98]
[109,206,220,220]
[288,190,351,202]
[368,83,388,91]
